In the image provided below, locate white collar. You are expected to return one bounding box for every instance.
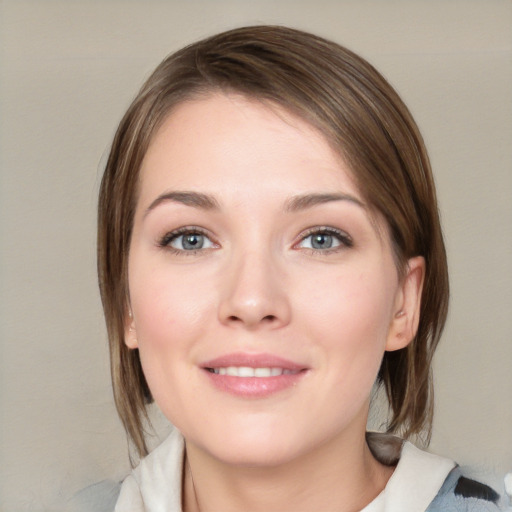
[363,433,456,512]
[126,429,455,512]
[131,428,184,511]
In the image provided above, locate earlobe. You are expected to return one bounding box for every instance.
[124,309,139,349]
[385,256,425,352]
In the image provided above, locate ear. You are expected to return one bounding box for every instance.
[124,307,139,349]
[385,256,425,352]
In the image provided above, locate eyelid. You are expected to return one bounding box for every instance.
[158,226,218,253]
[293,226,353,251]
[157,225,352,255]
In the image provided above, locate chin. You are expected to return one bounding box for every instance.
[179,415,303,468]
[210,437,303,468]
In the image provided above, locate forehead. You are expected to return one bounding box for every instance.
[139,92,361,202]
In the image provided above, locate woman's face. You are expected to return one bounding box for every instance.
[126,93,421,467]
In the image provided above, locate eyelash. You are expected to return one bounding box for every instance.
[158,226,216,256]
[295,227,353,254]
[157,226,353,256]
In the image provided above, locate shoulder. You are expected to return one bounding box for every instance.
[69,479,122,512]
[366,433,503,512]
[374,437,457,511]
[426,467,502,512]
[72,429,185,512]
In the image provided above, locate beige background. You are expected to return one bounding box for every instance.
[1,0,511,510]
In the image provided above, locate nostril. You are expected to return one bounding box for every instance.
[226,314,277,324]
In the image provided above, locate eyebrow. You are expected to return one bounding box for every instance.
[144,190,365,218]
[284,193,365,212]
[144,191,220,217]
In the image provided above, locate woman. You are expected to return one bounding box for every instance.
[97,25,502,511]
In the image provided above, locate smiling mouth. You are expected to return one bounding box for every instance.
[206,366,301,377]
[201,353,308,396]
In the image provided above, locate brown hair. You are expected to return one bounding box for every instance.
[98,25,448,459]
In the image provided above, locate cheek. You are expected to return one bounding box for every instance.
[301,269,394,333]
[128,261,216,393]
[131,260,211,337]
[128,265,214,417]
[298,267,396,373]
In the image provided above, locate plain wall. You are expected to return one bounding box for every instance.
[1,0,511,509]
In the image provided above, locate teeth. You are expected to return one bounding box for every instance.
[210,366,297,377]
[255,367,272,377]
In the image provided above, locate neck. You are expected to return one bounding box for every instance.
[182,428,394,512]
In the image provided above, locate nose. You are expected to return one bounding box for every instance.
[217,249,291,330]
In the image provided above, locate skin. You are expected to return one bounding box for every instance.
[125,93,424,512]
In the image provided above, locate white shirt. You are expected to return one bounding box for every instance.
[115,429,456,512]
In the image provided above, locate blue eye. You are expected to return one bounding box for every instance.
[298,228,352,251]
[160,229,215,252]
[306,233,337,249]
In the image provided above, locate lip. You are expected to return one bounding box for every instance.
[200,352,309,398]
[202,352,306,371]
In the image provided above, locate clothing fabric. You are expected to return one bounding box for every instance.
[112,429,501,512]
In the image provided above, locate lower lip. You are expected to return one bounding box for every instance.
[202,369,307,398]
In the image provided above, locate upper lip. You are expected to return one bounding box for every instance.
[201,352,307,371]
